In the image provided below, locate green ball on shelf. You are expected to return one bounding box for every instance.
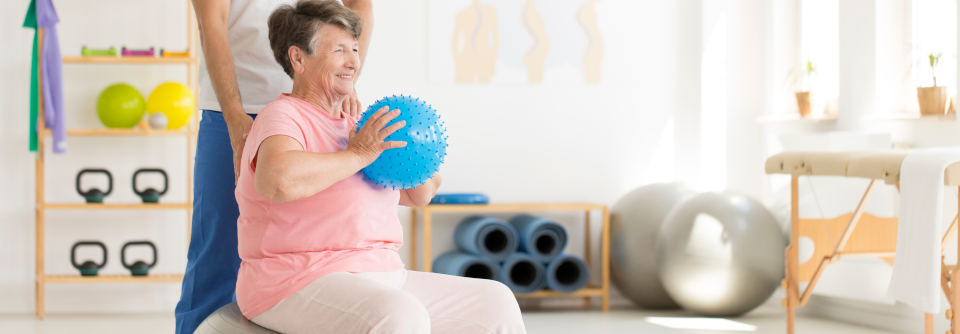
[97,83,145,128]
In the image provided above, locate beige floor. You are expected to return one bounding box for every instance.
[0,305,907,334]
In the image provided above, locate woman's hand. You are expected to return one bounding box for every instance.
[348,106,407,166]
[342,89,362,119]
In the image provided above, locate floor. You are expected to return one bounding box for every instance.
[0,305,908,334]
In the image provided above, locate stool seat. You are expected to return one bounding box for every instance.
[194,302,278,334]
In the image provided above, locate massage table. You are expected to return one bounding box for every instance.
[765,151,960,334]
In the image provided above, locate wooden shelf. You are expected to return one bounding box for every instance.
[411,203,610,311]
[45,129,196,137]
[515,287,603,298]
[43,203,191,210]
[62,56,197,64]
[45,274,183,284]
[422,203,607,213]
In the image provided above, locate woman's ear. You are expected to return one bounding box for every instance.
[288,45,305,75]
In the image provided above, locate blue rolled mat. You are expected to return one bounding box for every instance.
[454,216,518,262]
[509,214,567,263]
[433,251,500,281]
[545,253,589,293]
[499,252,546,294]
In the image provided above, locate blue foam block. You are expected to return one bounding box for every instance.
[430,193,489,204]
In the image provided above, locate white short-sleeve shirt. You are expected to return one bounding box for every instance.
[196,0,297,115]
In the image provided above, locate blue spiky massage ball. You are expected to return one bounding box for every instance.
[357,95,448,190]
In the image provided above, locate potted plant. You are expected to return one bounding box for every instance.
[917,52,949,115]
[794,60,817,117]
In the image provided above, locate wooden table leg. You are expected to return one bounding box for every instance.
[584,210,591,309]
[423,208,433,272]
[410,208,417,271]
[954,186,960,334]
[601,206,610,312]
[925,313,933,334]
[786,177,799,334]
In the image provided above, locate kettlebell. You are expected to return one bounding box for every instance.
[121,241,157,276]
[71,241,107,276]
[76,169,113,203]
[133,169,168,203]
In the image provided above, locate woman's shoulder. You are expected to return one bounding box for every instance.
[258,95,306,122]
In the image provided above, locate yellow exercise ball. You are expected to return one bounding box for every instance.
[146,82,195,129]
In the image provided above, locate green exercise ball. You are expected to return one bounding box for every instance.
[97,84,145,128]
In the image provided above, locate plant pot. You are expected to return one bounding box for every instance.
[795,92,811,117]
[917,86,949,115]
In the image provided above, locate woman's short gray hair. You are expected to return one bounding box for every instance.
[268,0,363,78]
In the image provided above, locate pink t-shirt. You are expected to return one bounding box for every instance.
[234,94,404,318]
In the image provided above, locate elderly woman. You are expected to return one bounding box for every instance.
[234,1,526,333]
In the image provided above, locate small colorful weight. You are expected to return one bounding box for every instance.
[97,84,145,128]
[121,46,155,57]
[160,49,190,57]
[81,46,117,57]
[149,112,169,129]
[357,95,448,190]
[146,82,195,129]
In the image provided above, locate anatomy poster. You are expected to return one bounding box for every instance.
[427,0,640,85]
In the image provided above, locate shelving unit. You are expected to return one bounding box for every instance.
[409,203,610,311]
[33,1,199,318]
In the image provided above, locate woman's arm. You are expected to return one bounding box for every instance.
[254,107,406,202]
[399,172,443,207]
[192,0,252,183]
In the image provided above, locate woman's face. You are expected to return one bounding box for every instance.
[299,24,360,97]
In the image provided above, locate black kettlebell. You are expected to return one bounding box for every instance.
[133,169,168,203]
[121,241,157,276]
[76,169,112,203]
[71,241,107,276]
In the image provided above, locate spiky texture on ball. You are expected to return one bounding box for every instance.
[357,95,448,190]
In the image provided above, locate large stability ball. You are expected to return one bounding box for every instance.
[357,95,447,190]
[610,183,696,309]
[97,83,145,128]
[657,191,786,317]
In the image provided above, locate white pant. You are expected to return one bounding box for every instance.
[251,270,527,334]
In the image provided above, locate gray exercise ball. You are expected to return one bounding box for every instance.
[194,302,278,334]
[656,191,786,317]
[611,183,696,309]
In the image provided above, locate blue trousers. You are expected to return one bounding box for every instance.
[175,110,256,334]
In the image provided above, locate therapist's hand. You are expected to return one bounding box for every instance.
[342,89,363,119]
[348,106,406,166]
[224,107,253,184]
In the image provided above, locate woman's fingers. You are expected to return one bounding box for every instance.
[381,120,406,138]
[373,109,400,131]
[382,140,407,150]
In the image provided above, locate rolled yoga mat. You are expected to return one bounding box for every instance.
[433,251,500,281]
[454,216,519,262]
[499,252,546,293]
[509,214,567,263]
[545,253,590,293]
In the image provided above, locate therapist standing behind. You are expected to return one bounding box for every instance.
[175,1,373,333]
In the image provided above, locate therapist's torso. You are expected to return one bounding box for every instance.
[196,0,296,115]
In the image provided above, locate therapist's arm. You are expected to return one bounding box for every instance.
[193,0,252,183]
[340,0,373,118]
[254,107,405,203]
